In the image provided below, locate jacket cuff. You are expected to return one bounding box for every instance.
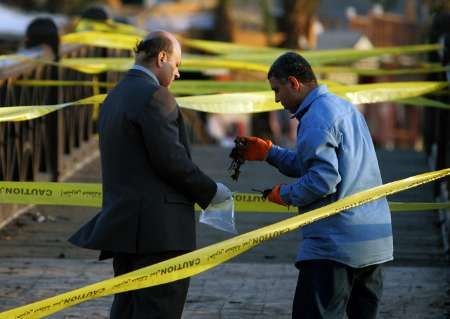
[266,144,280,165]
[198,181,218,209]
[279,184,291,206]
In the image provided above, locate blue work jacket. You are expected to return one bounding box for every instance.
[267,85,393,268]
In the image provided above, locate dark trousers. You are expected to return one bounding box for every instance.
[292,260,383,319]
[110,251,190,319]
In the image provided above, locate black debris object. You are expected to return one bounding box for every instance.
[228,137,247,181]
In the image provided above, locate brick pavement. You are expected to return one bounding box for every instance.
[0,146,449,318]
[0,258,448,318]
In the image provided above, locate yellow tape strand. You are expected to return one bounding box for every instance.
[91,76,101,120]
[59,57,450,76]
[61,31,441,66]
[388,201,450,212]
[75,19,147,36]
[57,56,268,74]
[399,96,450,109]
[62,31,141,51]
[14,79,342,94]
[3,53,447,76]
[0,181,449,212]
[220,45,443,66]
[14,80,115,89]
[182,37,442,63]
[13,79,448,110]
[0,169,449,318]
[0,82,447,122]
[175,82,449,113]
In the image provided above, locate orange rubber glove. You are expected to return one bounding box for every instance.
[236,136,273,161]
[263,184,286,206]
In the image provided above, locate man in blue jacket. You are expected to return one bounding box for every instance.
[238,52,393,319]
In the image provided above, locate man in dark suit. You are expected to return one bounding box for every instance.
[69,30,232,319]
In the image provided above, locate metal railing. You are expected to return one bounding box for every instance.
[0,43,130,225]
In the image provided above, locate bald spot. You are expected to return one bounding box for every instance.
[144,30,181,55]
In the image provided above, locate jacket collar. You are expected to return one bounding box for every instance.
[128,64,159,85]
[291,85,328,120]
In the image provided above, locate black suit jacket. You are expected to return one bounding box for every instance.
[69,69,217,254]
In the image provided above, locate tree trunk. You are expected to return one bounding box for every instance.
[279,0,320,49]
[212,0,233,42]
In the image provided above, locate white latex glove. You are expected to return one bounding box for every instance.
[210,182,232,205]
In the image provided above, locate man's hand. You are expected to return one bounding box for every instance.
[210,182,232,205]
[262,184,286,206]
[235,136,273,161]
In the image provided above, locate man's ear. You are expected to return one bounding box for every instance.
[157,51,167,67]
[287,76,301,91]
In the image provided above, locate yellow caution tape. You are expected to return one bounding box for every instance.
[0,95,106,122]
[62,31,141,51]
[181,37,442,63]
[91,76,101,120]
[60,31,274,53]
[57,56,449,76]
[3,53,447,76]
[57,56,268,74]
[400,97,450,109]
[5,33,444,75]
[59,57,133,73]
[0,82,447,122]
[179,36,280,55]
[0,168,449,318]
[15,80,115,89]
[331,82,449,104]
[177,91,277,113]
[14,79,341,95]
[2,55,265,75]
[388,201,450,212]
[63,24,440,67]
[0,182,102,207]
[221,46,444,66]
[75,19,146,36]
[62,31,441,63]
[304,44,442,65]
[60,31,442,66]
[175,82,449,114]
[1,54,115,74]
[1,181,448,212]
[311,64,450,76]
[181,56,269,73]
[0,104,68,122]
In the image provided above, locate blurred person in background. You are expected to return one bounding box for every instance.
[25,17,59,61]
